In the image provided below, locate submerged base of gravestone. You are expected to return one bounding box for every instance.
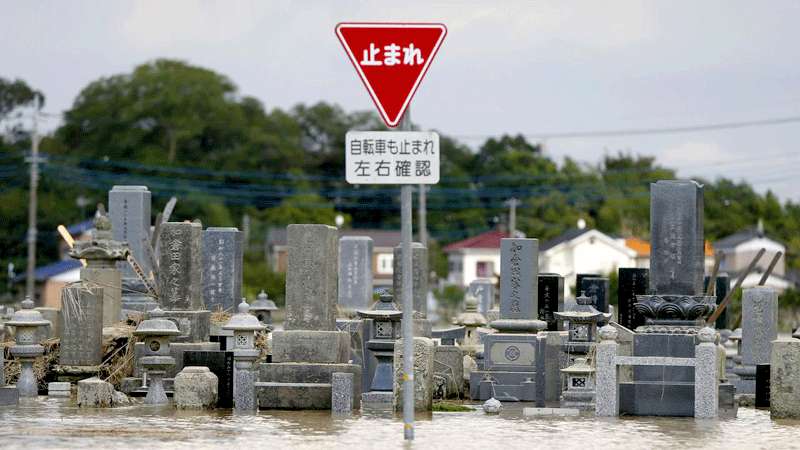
[732,365,756,395]
[361,391,394,410]
[271,331,350,364]
[255,362,362,410]
[0,386,19,406]
[468,333,545,405]
[393,337,435,412]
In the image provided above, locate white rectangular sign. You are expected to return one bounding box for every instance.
[345,131,440,184]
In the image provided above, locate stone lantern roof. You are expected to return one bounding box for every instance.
[560,357,594,375]
[134,308,180,336]
[357,292,402,320]
[6,298,49,327]
[224,300,266,332]
[249,290,277,313]
[554,292,611,322]
[69,204,130,262]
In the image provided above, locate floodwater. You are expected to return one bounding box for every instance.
[1,398,799,450]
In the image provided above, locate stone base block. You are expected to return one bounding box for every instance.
[174,366,218,409]
[523,407,579,417]
[53,365,102,383]
[362,390,394,409]
[77,377,114,407]
[770,338,800,419]
[257,362,362,410]
[48,382,72,397]
[120,377,175,396]
[620,381,734,417]
[394,338,435,411]
[0,386,19,406]
[271,330,350,364]
[633,333,695,382]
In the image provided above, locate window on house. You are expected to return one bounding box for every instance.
[476,261,493,278]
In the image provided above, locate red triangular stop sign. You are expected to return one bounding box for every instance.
[336,23,446,128]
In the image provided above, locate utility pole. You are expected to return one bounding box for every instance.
[418,184,427,248]
[505,197,520,237]
[25,97,41,301]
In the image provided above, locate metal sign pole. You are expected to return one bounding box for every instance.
[400,109,415,441]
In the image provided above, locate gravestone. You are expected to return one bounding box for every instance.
[202,227,243,312]
[338,236,373,312]
[770,339,800,418]
[158,222,204,311]
[704,273,730,330]
[755,364,770,408]
[617,268,649,330]
[537,273,564,331]
[734,286,778,394]
[575,273,600,298]
[648,180,704,296]
[109,185,152,279]
[393,337,435,411]
[392,242,428,317]
[285,224,338,330]
[469,279,495,316]
[470,238,546,403]
[59,285,104,367]
[183,350,235,408]
[579,276,609,314]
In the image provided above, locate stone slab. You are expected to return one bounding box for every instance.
[483,333,543,373]
[48,382,71,397]
[633,333,695,382]
[543,331,564,403]
[619,382,694,417]
[500,238,538,321]
[523,407,579,417]
[705,273,730,330]
[580,276,609,315]
[77,377,114,408]
[469,279,495,316]
[271,330,350,364]
[338,237,373,312]
[433,345,463,399]
[285,224,338,331]
[256,382,333,410]
[755,363,770,408]
[202,227,243,313]
[81,268,122,327]
[154,310,211,343]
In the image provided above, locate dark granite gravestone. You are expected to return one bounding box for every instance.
[575,273,600,299]
[202,227,243,312]
[580,276,609,314]
[183,350,234,408]
[755,364,771,408]
[618,268,649,330]
[538,273,564,331]
[705,273,730,330]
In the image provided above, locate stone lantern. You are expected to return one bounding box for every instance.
[560,357,596,410]
[7,297,49,397]
[223,299,265,411]
[249,290,277,327]
[134,308,180,405]
[358,292,403,402]
[555,292,611,360]
[454,292,487,355]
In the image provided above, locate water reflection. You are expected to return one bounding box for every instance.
[0,398,798,450]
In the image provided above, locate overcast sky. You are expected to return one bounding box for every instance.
[2,1,799,200]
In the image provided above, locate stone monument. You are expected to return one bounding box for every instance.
[770,337,800,418]
[202,227,243,312]
[733,286,778,395]
[57,284,104,379]
[469,238,547,403]
[392,242,428,318]
[256,224,361,410]
[338,236,374,313]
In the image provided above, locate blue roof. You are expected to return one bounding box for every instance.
[13,259,82,283]
[67,219,94,236]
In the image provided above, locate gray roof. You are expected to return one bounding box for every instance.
[540,228,591,251]
[267,227,401,248]
[714,228,765,249]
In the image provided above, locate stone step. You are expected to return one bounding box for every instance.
[255,382,332,410]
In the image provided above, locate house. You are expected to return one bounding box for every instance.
[443,227,639,298]
[714,225,793,292]
[443,230,507,287]
[266,228,401,287]
[625,237,717,273]
[539,228,637,297]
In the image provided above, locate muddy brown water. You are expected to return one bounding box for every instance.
[1,398,798,449]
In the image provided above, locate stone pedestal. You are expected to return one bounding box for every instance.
[393,337,435,411]
[174,366,218,409]
[770,338,800,419]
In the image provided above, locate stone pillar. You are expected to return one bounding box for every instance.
[595,325,619,417]
[332,372,354,414]
[338,237,374,313]
[392,242,428,317]
[234,358,258,411]
[59,285,104,367]
[770,338,800,419]
[202,227,243,312]
[285,224,338,331]
[158,222,204,310]
[694,327,719,419]
[393,337,435,411]
[109,186,152,280]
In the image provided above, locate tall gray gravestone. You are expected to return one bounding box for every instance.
[499,238,539,321]
[734,286,778,394]
[59,284,104,366]
[649,180,705,296]
[158,222,204,311]
[392,242,428,317]
[285,224,339,331]
[338,236,374,312]
[109,186,152,279]
[202,227,243,312]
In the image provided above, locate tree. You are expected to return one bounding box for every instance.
[0,77,44,141]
